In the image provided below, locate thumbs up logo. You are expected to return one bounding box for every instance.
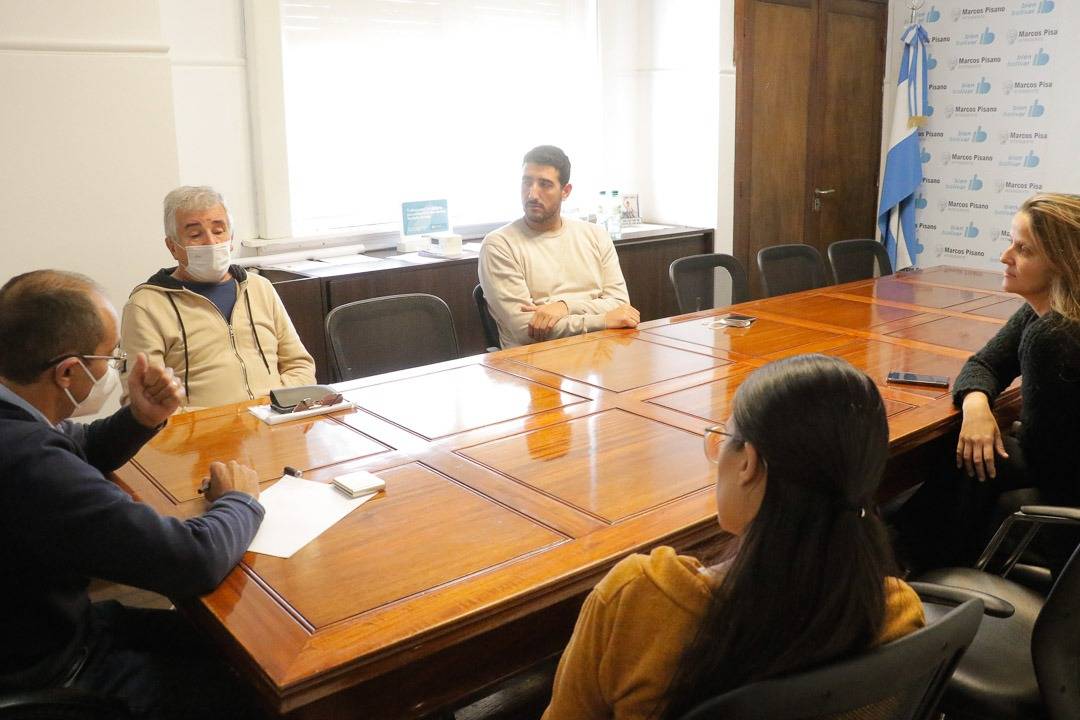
[927,54,938,70]
[1024,150,1040,168]
[1029,99,1045,117]
[926,103,935,116]
[972,126,988,143]
[1038,0,1055,13]
[979,27,995,45]
[927,5,941,22]
[969,175,983,191]
[1034,48,1050,66]
[915,193,928,210]
[976,77,991,94]
[921,149,932,163]
[964,222,980,238]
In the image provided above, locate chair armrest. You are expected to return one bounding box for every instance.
[1018,505,1080,524]
[909,581,1014,618]
[0,686,128,714]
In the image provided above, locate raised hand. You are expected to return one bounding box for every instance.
[127,352,184,428]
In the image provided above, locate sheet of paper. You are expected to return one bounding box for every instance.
[621,223,673,234]
[319,254,380,265]
[463,242,484,253]
[265,260,329,272]
[247,475,378,558]
[391,252,443,264]
[248,401,353,426]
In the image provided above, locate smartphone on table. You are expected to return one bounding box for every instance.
[885,371,950,389]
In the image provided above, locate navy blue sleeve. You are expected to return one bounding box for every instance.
[952,304,1033,407]
[2,424,264,598]
[57,406,160,474]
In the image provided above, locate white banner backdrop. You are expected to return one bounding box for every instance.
[891,0,1080,269]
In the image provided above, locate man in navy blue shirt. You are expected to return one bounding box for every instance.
[0,269,266,718]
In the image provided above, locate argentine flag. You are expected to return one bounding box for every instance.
[877,23,929,270]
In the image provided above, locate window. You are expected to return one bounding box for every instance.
[276,0,601,238]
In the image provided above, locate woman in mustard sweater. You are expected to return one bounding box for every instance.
[542,354,924,720]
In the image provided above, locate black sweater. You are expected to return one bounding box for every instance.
[952,304,1080,504]
[0,400,264,688]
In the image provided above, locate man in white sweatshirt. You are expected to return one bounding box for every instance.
[478,145,640,348]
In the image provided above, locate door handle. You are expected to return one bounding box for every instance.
[814,188,836,196]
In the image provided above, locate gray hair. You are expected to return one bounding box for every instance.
[163,186,231,242]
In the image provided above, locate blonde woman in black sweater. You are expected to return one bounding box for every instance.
[901,193,1080,571]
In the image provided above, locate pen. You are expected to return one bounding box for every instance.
[197,477,211,495]
[284,466,303,478]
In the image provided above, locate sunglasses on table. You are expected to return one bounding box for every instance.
[703,314,756,329]
[292,393,344,413]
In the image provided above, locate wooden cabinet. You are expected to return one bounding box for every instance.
[261,226,713,382]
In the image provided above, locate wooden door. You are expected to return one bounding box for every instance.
[735,0,887,296]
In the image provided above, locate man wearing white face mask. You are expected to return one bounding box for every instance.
[0,270,266,717]
[120,185,316,409]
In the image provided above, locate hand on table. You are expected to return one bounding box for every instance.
[521,300,569,340]
[604,304,641,329]
[205,460,260,501]
[956,391,1008,481]
[127,353,184,428]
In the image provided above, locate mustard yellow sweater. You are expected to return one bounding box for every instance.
[543,547,926,720]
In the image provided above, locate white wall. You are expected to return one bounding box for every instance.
[1,0,734,303]
[160,0,258,247]
[0,0,181,308]
[600,0,735,252]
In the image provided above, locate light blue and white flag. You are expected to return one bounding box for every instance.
[877,23,929,270]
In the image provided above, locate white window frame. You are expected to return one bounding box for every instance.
[241,0,602,253]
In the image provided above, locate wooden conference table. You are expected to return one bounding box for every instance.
[113,265,1022,718]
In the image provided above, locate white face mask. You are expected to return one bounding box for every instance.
[64,360,120,418]
[182,241,232,283]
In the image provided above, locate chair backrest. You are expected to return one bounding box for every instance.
[1033,542,1080,720]
[677,599,984,720]
[756,244,828,298]
[325,293,459,381]
[827,239,894,285]
[669,254,750,314]
[472,284,501,351]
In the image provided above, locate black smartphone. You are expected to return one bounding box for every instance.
[724,314,757,323]
[886,371,950,389]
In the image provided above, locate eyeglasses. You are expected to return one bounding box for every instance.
[45,351,127,374]
[703,425,730,464]
[293,392,344,413]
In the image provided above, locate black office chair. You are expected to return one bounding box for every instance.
[472,284,501,352]
[827,239,894,285]
[677,597,983,720]
[0,687,131,719]
[325,293,460,381]
[915,506,1080,720]
[756,244,828,298]
[668,254,749,314]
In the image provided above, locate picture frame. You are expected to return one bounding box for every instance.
[620,193,641,225]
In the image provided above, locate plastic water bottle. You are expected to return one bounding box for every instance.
[596,191,608,226]
[607,190,623,240]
